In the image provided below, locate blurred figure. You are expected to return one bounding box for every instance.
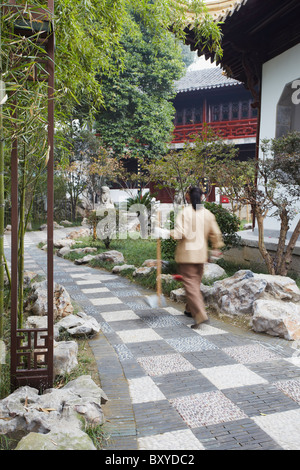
[172,186,223,329]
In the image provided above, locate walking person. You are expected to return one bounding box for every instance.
[172,186,224,329]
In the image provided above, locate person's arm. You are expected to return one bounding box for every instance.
[209,217,224,251]
[170,209,186,240]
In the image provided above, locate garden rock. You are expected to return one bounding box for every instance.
[170,287,186,303]
[142,259,169,269]
[67,227,91,239]
[204,270,300,318]
[133,266,156,278]
[56,312,100,337]
[71,247,97,254]
[63,374,108,404]
[170,269,300,340]
[60,220,73,226]
[25,281,73,320]
[94,250,124,264]
[252,299,300,341]
[112,264,136,273]
[0,375,107,450]
[74,254,96,265]
[15,428,96,450]
[203,263,226,282]
[53,340,78,376]
[206,270,267,316]
[54,238,77,249]
[161,274,174,283]
[57,246,71,257]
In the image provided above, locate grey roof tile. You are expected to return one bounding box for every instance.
[175,67,241,93]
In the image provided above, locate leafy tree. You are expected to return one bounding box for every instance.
[94,15,186,160]
[215,132,300,276]
[55,128,123,219]
[55,0,222,126]
[143,127,238,203]
[0,0,222,338]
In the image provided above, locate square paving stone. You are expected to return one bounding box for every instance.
[223,343,281,364]
[183,349,238,369]
[108,320,149,331]
[165,336,219,353]
[170,390,247,428]
[153,369,217,399]
[90,297,123,306]
[198,364,267,390]
[114,290,142,297]
[206,334,253,349]
[128,376,166,403]
[126,340,175,358]
[153,326,199,340]
[137,353,195,377]
[248,359,300,383]
[275,379,300,406]
[81,287,110,294]
[223,382,299,417]
[252,408,300,450]
[133,400,187,437]
[116,328,162,343]
[163,306,185,316]
[138,429,205,450]
[141,315,182,328]
[192,418,283,450]
[192,323,229,336]
[100,310,140,323]
[124,300,151,310]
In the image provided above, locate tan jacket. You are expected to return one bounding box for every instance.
[171,205,224,264]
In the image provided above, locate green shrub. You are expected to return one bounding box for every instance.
[161,211,177,261]
[204,202,241,250]
[161,203,241,262]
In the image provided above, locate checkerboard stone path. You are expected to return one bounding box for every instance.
[6,229,300,451]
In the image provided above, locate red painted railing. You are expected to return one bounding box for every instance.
[172,118,258,143]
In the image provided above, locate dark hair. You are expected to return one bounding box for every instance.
[189,186,203,211]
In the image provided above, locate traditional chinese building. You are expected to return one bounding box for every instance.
[151,66,257,204]
[171,67,257,157]
[183,0,300,231]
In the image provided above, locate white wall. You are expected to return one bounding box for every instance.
[259,43,300,232]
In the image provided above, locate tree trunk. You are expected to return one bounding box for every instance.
[274,206,289,274]
[277,219,300,276]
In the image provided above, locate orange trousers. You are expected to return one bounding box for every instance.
[179,263,208,324]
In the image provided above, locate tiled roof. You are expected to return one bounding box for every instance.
[184,0,248,25]
[175,67,240,93]
[205,0,249,22]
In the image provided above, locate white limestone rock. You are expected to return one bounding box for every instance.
[94,250,124,264]
[252,299,300,341]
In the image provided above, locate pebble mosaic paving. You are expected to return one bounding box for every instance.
[12,234,300,451]
[73,271,300,451]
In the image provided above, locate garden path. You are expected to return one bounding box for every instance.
[4,228,300,451]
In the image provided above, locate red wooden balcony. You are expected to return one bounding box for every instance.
[172,118,258,144]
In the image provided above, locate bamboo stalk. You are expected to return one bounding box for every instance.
[156,211,162,306]
[0,5,4,340]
